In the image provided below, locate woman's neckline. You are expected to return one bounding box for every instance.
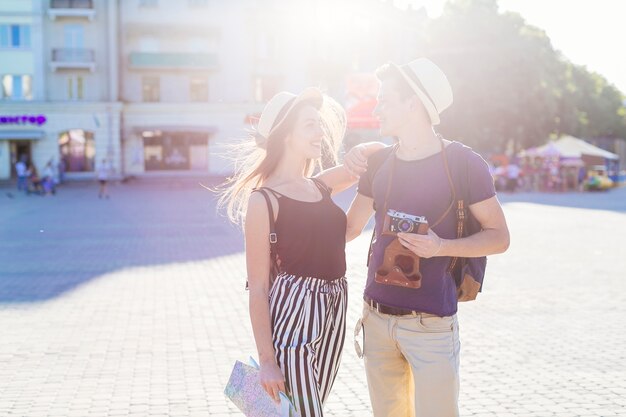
[273,192,325,204]
[262,178,325,203]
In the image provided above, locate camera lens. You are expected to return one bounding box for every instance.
[398,219,413,233]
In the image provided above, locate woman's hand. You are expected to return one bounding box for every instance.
[344,141,386,177]
[259,360,286,403]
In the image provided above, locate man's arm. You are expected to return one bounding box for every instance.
[346,193,375,242]
[398,196,510,258]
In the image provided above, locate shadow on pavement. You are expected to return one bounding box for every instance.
[2,177,622,304]
[0,178,243,303]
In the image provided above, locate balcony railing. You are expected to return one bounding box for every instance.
[50,48,96,71]
[51,0,93,8]
[49,0,96,20]
[129,52,218,70]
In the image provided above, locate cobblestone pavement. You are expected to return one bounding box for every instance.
[1,179,625,417]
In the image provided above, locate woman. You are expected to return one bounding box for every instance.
[219,88,382,416]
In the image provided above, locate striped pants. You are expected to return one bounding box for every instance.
[269,273,348,417]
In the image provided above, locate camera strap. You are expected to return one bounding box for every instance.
[367,134,459,266]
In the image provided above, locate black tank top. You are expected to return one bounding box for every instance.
[260,178,347,281]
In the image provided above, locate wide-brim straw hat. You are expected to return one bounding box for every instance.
[388,58,453,125]
[255,87,325,149]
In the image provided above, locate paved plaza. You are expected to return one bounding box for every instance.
[1,179,625,417]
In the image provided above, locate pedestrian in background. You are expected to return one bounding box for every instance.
[97,158,113,199]
[42,160,57,196]
[27,163,43,195]
[15,155,28,192]
[57,158,66,185]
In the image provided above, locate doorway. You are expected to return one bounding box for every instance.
[9,141,32,178]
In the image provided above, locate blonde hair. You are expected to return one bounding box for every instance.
[216,95,346,226]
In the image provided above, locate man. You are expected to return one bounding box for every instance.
[97,158,113,199]
[346,58,510,417]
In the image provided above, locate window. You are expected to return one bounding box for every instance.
[188,38,207,53]
[139,0,158,7]
[64,24,84,49]
[58,130,95,172]
[2,75,33,100]
[67,75,84,100]
[256,32,275,60]
[0,25,31,49]
[142,76,160,102]
[190,76,208,102]
[139,37,159,52]
[143,131,208,171]
[254,75,282,102]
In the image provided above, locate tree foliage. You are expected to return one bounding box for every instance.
[423,0,626,153]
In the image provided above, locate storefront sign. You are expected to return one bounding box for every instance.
[346,73,380,130]
[0,115,47,126]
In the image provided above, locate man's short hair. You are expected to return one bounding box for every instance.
[375,63,416,99]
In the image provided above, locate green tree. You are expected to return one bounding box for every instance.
[423,0,626,152]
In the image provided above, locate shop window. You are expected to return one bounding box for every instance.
[142,76,160,102]
[58,129,95,172]
[142,130,208,171]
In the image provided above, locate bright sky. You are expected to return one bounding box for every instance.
[403,0,626,94]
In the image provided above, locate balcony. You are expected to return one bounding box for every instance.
[50,48,96,72]
[48,0,96,21]
[129,52,218,70]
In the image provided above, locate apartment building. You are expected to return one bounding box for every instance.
[0,0,426,180]
[0,0,121,181]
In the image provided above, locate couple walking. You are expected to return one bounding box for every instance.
[219,58,510,417]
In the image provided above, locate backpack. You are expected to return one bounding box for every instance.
[365,141,487,302]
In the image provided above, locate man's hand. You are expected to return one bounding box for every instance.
[343,144,369,177]
[397,229,444,259]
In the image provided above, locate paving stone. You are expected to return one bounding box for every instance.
[1,180,625,416]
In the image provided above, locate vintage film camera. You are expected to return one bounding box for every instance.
[376,209,429,288]
[385,209,428,235]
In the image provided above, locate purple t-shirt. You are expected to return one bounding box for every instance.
[357,142,496,317]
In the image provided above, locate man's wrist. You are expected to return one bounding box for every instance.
[438,238,450,257]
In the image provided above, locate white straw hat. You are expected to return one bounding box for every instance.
[255,87,324,149]
[389,58,453,125]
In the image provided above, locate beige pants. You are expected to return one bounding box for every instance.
[356,301,460,417]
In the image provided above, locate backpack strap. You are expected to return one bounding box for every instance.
[446,146,469,276]
[247,188,280,290]
[446,201,466,274]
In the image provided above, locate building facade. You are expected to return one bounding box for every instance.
[0,0,121,181]
[1,0,426,180]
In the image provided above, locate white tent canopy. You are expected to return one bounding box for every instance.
[528,136,619,160]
